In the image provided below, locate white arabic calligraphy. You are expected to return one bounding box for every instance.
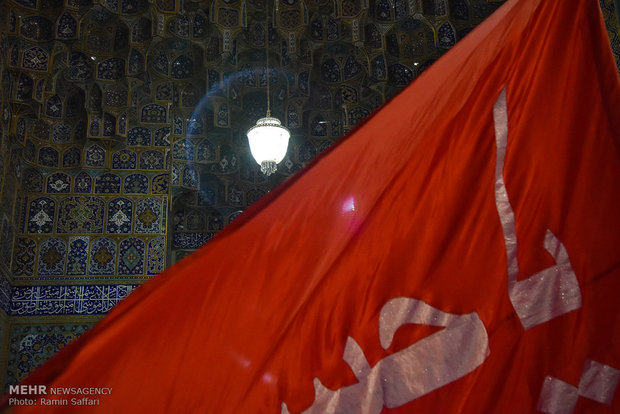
[281,298,489,414]
[493,88,582,330]
[281,87,587,413]
[538,360,620,413]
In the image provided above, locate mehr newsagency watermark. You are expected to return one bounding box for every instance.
[7,385,113,407]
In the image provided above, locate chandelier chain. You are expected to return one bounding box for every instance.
[266,0,271,117]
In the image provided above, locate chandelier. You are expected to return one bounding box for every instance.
[246,2,290,176]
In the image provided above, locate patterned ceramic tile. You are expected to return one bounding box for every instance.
[66,236,89,276]
[27,197,55,234]
[112,149,137,170]
[154,126,171,146]
[123,173,149,194]
[151,173,168,194]
[56,196,105,233]
[5,324,92,387]
[22,168,43,193]
[62,147,81,168]
[146,236,165,275]
[141,103,167,123]
[182,165,198,188]
[36,238,67,276]
[196,139,216,163]
[94,172,122,194]
[85,144,106,167]
[46,172,71,193]
[118,237,145,275]
[89,237,117,276]
[57,12,78,39]
[135,197,164,234]
[106,197,133,233]
[38,146,59,168]
[172,138,194,161]
[128,126,151,146]
[12,238,36,277]
[139,149,165,170]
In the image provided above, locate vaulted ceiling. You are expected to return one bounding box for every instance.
[1,0,513,277]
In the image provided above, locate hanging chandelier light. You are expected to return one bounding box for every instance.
[246,1,290,176]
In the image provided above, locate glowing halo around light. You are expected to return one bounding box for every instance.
[187,67,295,177]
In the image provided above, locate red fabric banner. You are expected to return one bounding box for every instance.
[4,0,620,412]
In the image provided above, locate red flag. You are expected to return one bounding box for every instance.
[4,0,620,412]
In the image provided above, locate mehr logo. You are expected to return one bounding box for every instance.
[8,385,47,395]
